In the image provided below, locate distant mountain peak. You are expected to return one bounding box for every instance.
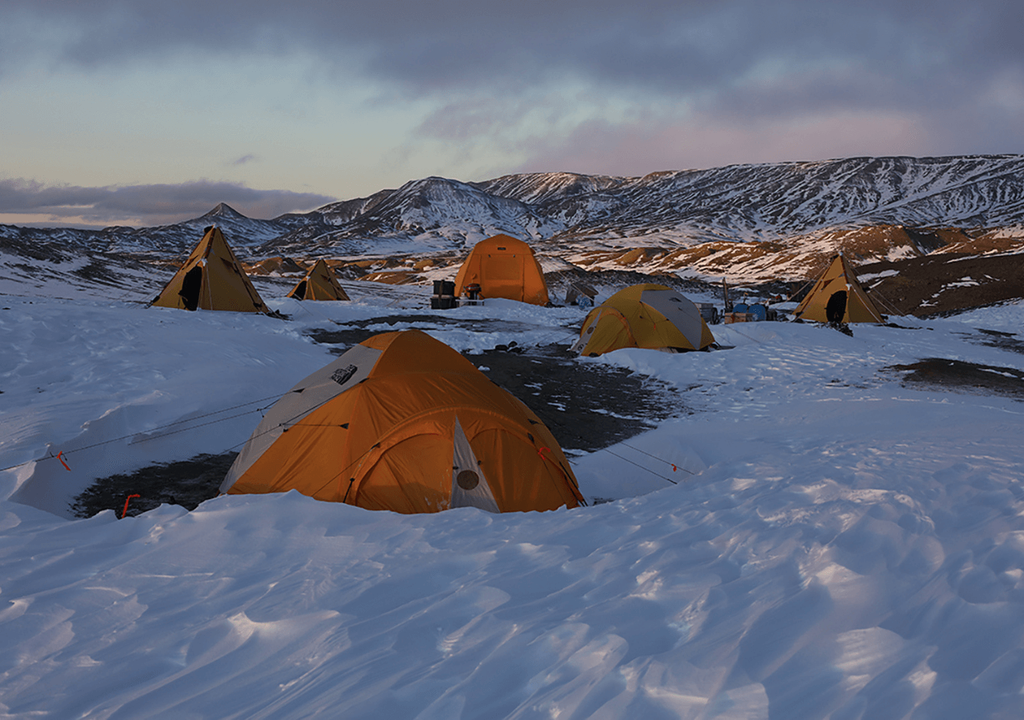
[202,203,246,219]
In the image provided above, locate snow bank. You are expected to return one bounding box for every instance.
[3,287,1024,718]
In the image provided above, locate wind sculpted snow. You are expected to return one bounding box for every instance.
[2,282,1024,718]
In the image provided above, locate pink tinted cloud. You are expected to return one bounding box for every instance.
[510,111,932,177]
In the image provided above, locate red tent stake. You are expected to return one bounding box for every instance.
[121,494,141,519]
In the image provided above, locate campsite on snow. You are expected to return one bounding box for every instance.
[3,155,1024,718]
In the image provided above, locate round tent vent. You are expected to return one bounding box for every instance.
[457,470,480,490]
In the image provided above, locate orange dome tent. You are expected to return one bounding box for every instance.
[287,259,350,301]
[453,234,549,305]
[220,329,584,514]
[151,226,270,313]
[572,284,715,356]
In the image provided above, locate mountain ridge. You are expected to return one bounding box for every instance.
[2,155,1023,284]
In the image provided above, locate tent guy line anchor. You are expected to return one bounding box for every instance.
[121,494,141,519]
[618,442,699,476]
[593,441,705,486]
[598,448,679,487]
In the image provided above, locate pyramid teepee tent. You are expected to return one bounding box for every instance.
[287,259,350,301]
[453,234,549,305]
[793,254,885,324]
[572,284,715,356]
[221,329,584,514]
[151,226,270,313]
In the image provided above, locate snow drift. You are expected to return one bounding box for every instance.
[2,278,1024,718]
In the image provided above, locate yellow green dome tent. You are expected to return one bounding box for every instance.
[572,284,715,356]
[221,329,584,514]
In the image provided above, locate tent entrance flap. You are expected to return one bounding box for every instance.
[484,254,521,280]
[180,266,203,311]
[826,291,848,324]
[450,417,499,513]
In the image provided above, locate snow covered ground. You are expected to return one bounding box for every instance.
[2,279,1024,719]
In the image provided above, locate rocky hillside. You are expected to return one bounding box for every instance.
[2,155,1023,288]
[262,155,1024,258]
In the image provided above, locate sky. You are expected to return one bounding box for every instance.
[1,0,1022,228]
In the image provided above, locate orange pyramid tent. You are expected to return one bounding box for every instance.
[287,259,350,301]
[794,254,885,324]
[453,234,549,305]
[151,226,269,313]
[572,284,715,356]
[220,329,584,513]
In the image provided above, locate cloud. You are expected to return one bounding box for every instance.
[1,0,1021,201]
[0,179,335,227]
[5,2,1020,97]
[505,110,935,178]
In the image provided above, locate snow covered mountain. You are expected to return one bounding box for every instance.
[266,176,556,258]
[262,155,1024,258]
[0,202,285,257]
[2,155,1023,284]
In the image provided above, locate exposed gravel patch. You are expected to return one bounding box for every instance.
[887,358,1024,400]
